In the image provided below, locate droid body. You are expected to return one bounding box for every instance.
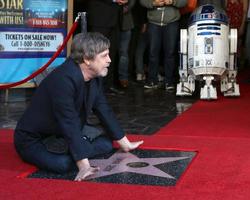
[176,4,240,99]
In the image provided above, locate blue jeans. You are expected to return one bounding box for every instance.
[135,31,148,74]
[118,30,132,80]
[15,134,113,173]
[147,21,179,84]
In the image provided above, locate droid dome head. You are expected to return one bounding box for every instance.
[189,4,228,26]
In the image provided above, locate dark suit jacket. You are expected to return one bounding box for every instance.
[14,58,124,161]
[86,0,122,28]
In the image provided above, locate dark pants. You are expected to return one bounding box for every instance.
[15,135,113,174]
[135,29,149,74]
[147,21,179,84]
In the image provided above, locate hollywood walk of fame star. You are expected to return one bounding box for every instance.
[87,150,191,180]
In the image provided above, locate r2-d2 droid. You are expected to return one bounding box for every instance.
[176,4,240,99]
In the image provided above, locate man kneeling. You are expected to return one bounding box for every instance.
[14,32,143,181]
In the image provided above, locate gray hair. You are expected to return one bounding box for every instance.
[70,32,110,64]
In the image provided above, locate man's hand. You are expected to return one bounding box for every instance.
[153,0,165,7]
[164,0,173,5]
[141,24,147,33]
[117,136,144,152]
[74,166,100,181]
[116,0,128,5]
[75,158,100,181]
[123,5,129,13]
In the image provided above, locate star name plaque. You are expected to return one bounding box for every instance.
[28,149,196,186]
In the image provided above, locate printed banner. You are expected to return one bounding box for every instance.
[1,31,63,53]
[0,0,68,84]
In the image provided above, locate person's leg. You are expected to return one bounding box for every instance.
[245,21,250,66]
[118,30,132,83]
[145,23,162,87]
[163,21,179,88]
[15,141,76,173]
[90,135,113,157]
[108,25,120,89]
[81,125,113,156]
[15,136,112,173]
[135,31,148,77]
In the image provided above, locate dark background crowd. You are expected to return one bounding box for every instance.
[73,0,250,94]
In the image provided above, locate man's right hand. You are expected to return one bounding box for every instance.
[75,158,100,181]
[153,0,165,7]
[74,166,100,181]
[116,0,128,5]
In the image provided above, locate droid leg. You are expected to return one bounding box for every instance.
[221,71,240,96]
[176,29,195,96]
[176,75,195,96]
[221,28,240,97]
[200,76,217,99]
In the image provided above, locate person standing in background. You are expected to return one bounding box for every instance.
[225,0,248,68]
[118,0,136,88]
[86,0,128,94]
[132,0,149,82]
[244,1,250,67]
[140,0,187,92]
[226,0,248,37]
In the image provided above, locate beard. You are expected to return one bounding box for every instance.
[98,67,108,77]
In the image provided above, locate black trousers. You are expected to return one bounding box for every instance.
[14,130,113,174]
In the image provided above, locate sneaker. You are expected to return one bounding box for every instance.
[165,83,175,91]
[144,82,158,89]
